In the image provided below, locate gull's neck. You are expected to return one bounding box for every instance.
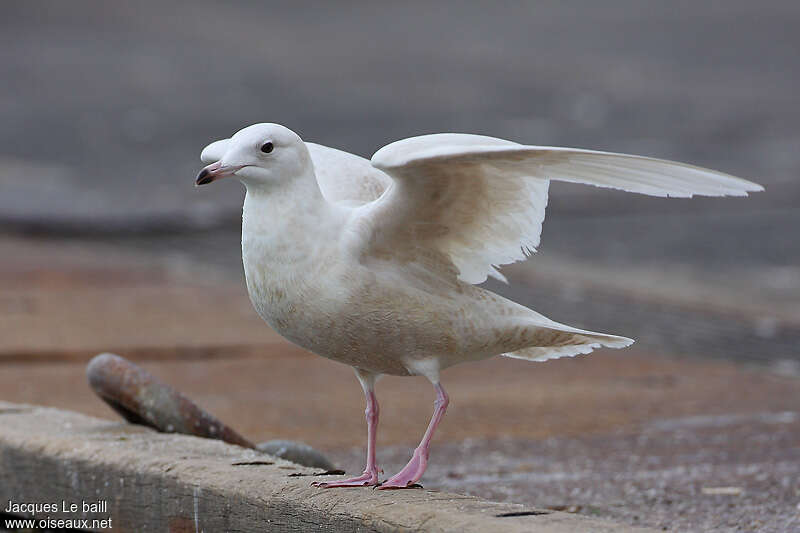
[241,169,341,271]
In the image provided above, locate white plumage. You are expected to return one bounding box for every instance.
[196,123,762,488]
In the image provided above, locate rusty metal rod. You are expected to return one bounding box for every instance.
[87,352,255,448]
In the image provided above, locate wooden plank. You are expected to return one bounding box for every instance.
[0,402,656,532]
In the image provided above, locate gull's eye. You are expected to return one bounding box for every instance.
[260,141,274,154]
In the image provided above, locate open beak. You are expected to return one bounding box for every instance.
[195,161,244,186]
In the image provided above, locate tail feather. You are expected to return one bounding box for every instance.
[501,326,634,362]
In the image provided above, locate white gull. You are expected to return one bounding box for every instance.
[195,123,762,489]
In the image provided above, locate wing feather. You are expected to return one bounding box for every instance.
[363,134,762,284]
[306,143,391,206]
[200,138,230,163]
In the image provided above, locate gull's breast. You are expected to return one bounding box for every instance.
[242,247,411,375]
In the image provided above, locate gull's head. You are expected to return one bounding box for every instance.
[195,123,310,187]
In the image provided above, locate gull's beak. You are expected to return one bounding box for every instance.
[195,161,244,186]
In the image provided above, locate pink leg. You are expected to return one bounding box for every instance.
[378,382,449,490]
[314,370,381,488]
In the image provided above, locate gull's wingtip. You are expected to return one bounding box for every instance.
[726,180,764,197]
[728,173,765,195]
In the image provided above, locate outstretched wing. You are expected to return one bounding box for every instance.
[361,133,763,284]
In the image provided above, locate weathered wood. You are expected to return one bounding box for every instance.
[0,402,656,532]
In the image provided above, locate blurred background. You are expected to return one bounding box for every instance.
[1,1,798,531]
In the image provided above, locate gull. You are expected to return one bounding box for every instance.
[195,123,762,489]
